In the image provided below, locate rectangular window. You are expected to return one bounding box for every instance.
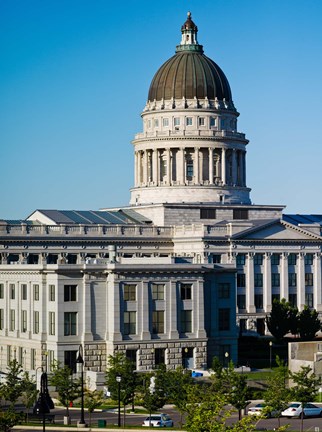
[162,118,169,127]
[21,284,27,300]
[64,350,77,373]
[288,253,297,265]
[124,311,136,335]
[272,273,280,287]
[288,273,297,287]
[255,294,263,309]
[305,273,313,286]
[151,284,164,300]
[21,310,27,333]
[49,285,55,301]
[186,160,193,180]
[218,283,230,299]
[272,293,280,302]
[64,285,77,302]
[233,209,248,220]
[48,350,55,372]
[126,349,137,364]
[152,311,164,334]
[218,308,230,331]
[237,273,246,287]
[123,284,136,301]
[0,284,3,299]
[186,117,193,126]
[181,310,192,333]
[254,254,263,266]
[305,293,313,308]
[174,117,180,126]
[10,284,15,300]
[33,284,39,301]
[31,348,36,370]
[180,283,192,300]
[236,254,246,266]
[64,312,77,336]
[271,253,280,265]
[200,208,216,219]
[154,119,159,127]
[210,117,216,127]
[155,348,165,366]
[237,294,246,309]
[212,254,221,264]
[305,254,314,265]
[33,311,39,334]
[49,312,55,335]
[254,273,263,287]
[18,347,24,365]
[198,117,205,126]
[7,346,11,363]
[9,309,15,331]
[0,309,4,330]
[289,293,297,308]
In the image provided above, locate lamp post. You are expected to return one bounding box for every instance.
[224,351,229,367]
[76,345,86,426]
[116,375,122,427]
[33,371,53,432]
[269,341,273,369]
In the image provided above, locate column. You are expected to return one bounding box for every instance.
[137,151,142,186]
[314,253,322,311]
[168,280,179,339]
[194,147,199,184]
[297,253,305,309]
[263,253,272,312]
[106,271,122,341]
[195,280,206,338]
[139,281,150,339]
[280,253,289,300]
[221,148,226,185]
[142,151,147,185]
[82,273,93,341]
[134,152,138,187]
[246,253,256,313]
[239,151,244,186]
[208,148,214,184]
[152,149,158,185]
[243,151,247,186]
[181,148,185,184]
[232,149,237,185]
[166,148,171,184]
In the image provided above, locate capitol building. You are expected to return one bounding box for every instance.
[1,13,321,384]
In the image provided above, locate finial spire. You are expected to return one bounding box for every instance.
[176,12,203,53]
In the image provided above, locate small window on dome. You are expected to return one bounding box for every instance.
[210,117,216,127]
[154,119,159,127]
[163,118,169,127]
[199,117,205,126]
[186,117,193,126]
[174,117,180,126]
[221,119,226,129]
[148,120,152,129]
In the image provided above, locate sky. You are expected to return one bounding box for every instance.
[1,0,322,220]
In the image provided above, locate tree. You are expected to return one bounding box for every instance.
[298,306,321,340]
[141,367,167,425]
[0,360,24,407]
[288,305,299,337]
[84,389,104,427]
[264,356,291,429]
[20,372,38,422]
[0,407,24,432]
[265,298,291,340]
[48,361,81,417]
[290,365,321,432]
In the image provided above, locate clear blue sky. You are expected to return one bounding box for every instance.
[1,0,322,220]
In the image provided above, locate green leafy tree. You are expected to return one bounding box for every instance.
[0,360,24,407]
[290,365,321,432]
[298,306,321,340]
[21,372,38,422]
[84,389,104,427]
[264,356,291,429]
[288,306,299,337]
[48,360,81,417]
[141,367,167,424]
[265,298,291,340]
[0,407,24,432]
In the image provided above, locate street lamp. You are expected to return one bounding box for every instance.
[33,371,54,432]
[225,351,229,367]
[76,345,86,427]
[269,341,273,369]
[116,375,122,427]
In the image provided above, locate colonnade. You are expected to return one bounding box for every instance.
[134,146,246,188]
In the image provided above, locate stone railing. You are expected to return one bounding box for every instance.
[134,129,246,140]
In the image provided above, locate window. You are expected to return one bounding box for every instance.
[289,293,297,307]
[272,273,280,287]
[10,284,15,300]
[233,209,248,220]
[180,283,192,300]
[0,309,4,330]
[21,284,27,300]
[254,273,263,287]
[210,117,216,127]
[147,120,151,128]
[236,254,246,266]
[154,119,159,127]
[200,208,216,219]
[255,294,263,309]
[18,347,24,365]
[181,310,192,333]
[186,117,193,126]
[305,293,313,308]
[186,160,193,180]
[49,285,55,301]
[254,254,263,265]
[198,117,205,126]
[67,254,77,264]
[64,350,77,373]
[162,118,169,127]
[124,311,136,335]
[33,284,39,301]
[218,283,230,299]
[47,254,58,264]
[305,273,313,286]
[151,284,164,300]
[237,273,246,287]
[239,319,247,333]
[21,310,27,333]
[64,285,77,302]
[212,254,221,264]
[152,311,164,334]
[0,284,3,299]
[64,312,77,336]
[9,309,15,331]
[288,273,297,287]
[124,284,136,301]
[174,117,180,126]
[271,254,280,265]
[221,119,226,129]
[288,254,297,265]
[305,254,314,265]
[7,346,12,363]
[272,293,280,302]
[33,311,39,334]
[126,349,137,364]
[218,308,230,331]
[49,312,55,335]
[48,350,55,372]
[237,294,246,309]
[155,348,165,366]
[31,348,36,370]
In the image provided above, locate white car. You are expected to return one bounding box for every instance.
[247,403,277,418]
[142,414,174,427]
[281,402,322,418]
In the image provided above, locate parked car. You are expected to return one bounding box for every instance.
[142,414,174,427]
[281,402,322,418]
[247,403,278,418]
